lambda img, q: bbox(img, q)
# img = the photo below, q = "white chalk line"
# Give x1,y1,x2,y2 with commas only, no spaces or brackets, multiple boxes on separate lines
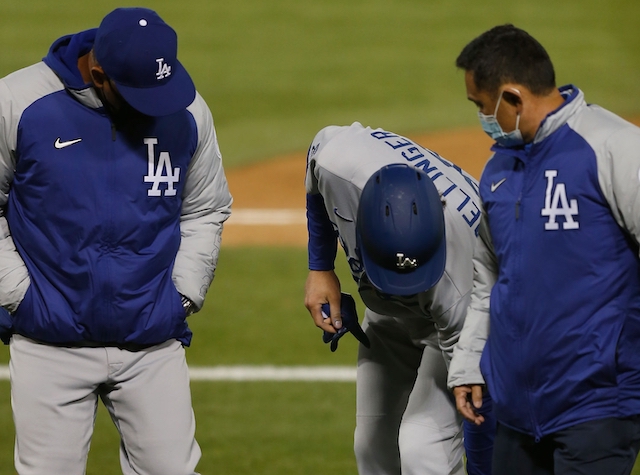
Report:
0,365,356,382
228,209,306,225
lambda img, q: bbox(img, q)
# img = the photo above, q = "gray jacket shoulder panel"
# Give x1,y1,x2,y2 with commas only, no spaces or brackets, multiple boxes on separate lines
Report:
570,105,640,251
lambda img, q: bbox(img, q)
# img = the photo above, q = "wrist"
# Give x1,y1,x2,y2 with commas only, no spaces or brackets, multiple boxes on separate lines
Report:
180,294,196,316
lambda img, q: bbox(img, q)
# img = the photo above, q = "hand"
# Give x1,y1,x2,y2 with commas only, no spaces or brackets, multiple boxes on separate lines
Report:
321,293,370,352
454,385,486,425
304,270,343,333
0,307,13,345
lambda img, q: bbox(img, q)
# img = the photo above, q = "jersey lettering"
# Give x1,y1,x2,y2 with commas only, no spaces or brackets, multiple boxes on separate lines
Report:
456,187,481,229
401,147,425,161
369,130,481,235
435,155,480,196
370,130,399,140
541,170,579,230
384,137,413,150
143,138,180,197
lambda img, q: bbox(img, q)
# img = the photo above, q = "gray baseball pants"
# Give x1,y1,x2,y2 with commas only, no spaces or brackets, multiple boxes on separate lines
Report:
10,334,201,475
354,310,464,475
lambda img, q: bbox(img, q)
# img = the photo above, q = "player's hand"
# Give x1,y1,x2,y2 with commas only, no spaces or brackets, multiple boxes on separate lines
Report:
0,306,13,345
321,293,370,352
304,270,342,333
454,385,486,425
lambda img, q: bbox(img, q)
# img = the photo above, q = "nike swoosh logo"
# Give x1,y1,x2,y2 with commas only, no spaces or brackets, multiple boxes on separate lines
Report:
490,178,507,192
333,208,353,222
54,137,82,149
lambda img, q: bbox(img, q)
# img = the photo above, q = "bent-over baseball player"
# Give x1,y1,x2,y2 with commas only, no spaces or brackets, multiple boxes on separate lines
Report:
304,122,495,475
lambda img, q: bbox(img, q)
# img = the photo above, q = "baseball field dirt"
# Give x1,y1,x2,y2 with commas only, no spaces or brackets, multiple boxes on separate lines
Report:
223,119,640,247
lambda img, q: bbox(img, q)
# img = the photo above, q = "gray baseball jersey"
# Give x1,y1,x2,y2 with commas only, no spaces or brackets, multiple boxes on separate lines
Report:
306,122,483,362
305,122,487,474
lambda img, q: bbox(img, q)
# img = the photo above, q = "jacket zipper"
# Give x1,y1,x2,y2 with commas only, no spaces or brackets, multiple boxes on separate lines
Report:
103,119,116,340
515,160,543,440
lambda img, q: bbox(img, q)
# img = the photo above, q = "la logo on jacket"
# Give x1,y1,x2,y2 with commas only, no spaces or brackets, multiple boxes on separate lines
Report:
143,137,180,197
541,170,579,230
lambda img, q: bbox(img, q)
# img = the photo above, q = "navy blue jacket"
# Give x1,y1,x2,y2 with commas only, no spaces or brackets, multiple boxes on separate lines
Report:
0,30,232,346
448,87,640,437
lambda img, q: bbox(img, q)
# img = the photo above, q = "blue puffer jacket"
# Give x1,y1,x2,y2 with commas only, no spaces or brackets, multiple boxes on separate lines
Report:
0,29,232,346
448,86,640,438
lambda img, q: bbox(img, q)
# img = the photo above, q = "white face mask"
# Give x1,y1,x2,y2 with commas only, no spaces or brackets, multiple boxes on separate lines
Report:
477,90,524,147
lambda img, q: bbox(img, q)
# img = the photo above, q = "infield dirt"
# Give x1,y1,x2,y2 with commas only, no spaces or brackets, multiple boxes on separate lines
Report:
223,119,639,247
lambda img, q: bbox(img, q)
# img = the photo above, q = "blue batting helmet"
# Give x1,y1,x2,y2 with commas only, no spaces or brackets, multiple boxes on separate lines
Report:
356,164,446,295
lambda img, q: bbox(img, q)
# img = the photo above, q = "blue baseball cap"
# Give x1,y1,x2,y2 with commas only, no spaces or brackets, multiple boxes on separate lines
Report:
94,7,196,117
356,164,446,295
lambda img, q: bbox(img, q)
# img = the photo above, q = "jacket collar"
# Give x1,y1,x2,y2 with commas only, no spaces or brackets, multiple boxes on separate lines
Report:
490,85,585,159
42,29,103,110
533,85,584,144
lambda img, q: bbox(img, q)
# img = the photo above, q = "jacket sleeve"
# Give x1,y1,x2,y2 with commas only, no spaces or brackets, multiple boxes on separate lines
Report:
595,120,640,250
306,193,338,271
304,127,344,271
447,211,496,389
432,286,470,368
0,78,31,313
172,92,232,310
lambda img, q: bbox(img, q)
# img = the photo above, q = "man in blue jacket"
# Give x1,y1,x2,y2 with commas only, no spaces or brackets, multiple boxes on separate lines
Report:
447,24,640,474
0,7,232,474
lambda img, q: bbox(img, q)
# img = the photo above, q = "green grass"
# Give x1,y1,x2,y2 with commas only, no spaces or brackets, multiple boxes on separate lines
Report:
0,1,639,472
0,248,363,474
0,0,639,166
0,247,639,473
0,247,362,474
0,247,361,367
186,247,362,366
0,380,359,475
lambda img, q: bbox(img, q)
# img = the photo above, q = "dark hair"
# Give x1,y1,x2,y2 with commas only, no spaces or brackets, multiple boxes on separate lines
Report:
456,24,556,96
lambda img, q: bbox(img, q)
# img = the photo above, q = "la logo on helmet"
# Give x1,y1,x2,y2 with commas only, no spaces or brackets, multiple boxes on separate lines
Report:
396,253,418,269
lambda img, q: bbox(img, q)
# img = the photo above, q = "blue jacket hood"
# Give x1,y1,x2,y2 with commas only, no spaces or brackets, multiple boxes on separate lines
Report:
43,29,96,90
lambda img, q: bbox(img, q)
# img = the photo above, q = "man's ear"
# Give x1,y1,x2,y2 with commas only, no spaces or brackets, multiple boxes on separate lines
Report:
502,88,522,107
87,51,108,89
90,66,108,89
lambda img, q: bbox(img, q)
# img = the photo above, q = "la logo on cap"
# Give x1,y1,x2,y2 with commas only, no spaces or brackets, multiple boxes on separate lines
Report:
156,58,172,80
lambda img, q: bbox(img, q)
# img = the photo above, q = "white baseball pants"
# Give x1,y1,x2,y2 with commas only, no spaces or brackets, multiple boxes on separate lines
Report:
10,335,201,475
354,310,464,475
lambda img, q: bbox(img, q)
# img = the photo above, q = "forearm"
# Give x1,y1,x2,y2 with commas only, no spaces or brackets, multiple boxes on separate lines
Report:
306,193,338,270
